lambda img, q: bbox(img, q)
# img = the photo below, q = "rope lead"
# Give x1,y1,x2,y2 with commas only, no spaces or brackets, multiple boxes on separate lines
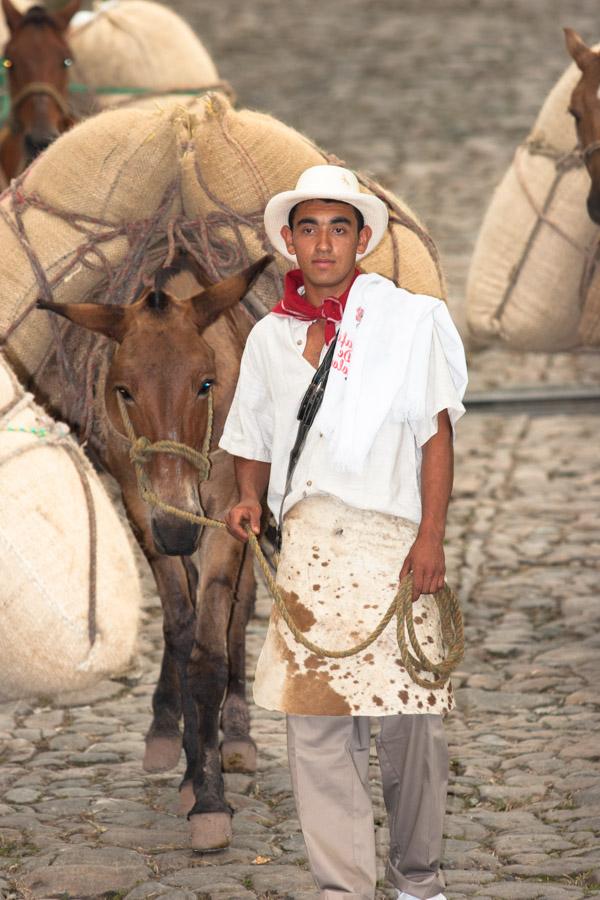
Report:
115,388,464,690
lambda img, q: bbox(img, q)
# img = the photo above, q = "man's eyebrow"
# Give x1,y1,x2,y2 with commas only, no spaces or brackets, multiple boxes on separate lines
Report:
296,216,353,225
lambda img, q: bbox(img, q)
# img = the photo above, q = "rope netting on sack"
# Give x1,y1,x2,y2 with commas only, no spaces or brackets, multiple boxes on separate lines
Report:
466,55,600,350
0,356,141,699
0,396,99,647
0,95,445,445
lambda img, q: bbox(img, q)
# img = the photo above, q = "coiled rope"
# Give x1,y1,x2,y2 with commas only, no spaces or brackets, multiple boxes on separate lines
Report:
116,390,464,690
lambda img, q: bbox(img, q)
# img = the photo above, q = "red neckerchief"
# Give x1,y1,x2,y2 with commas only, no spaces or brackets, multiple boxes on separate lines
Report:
271,268,360,346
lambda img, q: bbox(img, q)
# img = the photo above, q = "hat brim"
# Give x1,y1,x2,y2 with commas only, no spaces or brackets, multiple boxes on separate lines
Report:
264,189,389,263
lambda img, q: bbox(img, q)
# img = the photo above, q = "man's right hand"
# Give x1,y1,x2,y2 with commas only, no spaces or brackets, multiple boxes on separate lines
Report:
225,500,262,542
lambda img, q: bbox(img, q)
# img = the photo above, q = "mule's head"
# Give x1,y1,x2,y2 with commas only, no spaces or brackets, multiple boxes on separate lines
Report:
38,254,272,556
1,0,79,166
565,28,600,224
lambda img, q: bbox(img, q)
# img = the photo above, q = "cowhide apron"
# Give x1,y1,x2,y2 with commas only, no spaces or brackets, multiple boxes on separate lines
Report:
253,494,454,716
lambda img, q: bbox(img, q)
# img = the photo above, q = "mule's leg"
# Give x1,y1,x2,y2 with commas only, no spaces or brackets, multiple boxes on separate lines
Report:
143,555,196,774
186,527,244,850
220,544,258,774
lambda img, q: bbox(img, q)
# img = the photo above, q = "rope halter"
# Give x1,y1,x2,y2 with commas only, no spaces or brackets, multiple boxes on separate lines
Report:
9,81,72,132
115,388,214,508
582,139,600,163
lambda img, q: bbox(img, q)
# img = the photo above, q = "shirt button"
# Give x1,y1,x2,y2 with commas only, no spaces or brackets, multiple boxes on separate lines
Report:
307,480,312,486
297,339,302,345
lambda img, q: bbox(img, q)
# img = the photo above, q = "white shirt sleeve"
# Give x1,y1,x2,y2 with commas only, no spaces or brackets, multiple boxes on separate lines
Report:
408,327,466,448
219,328,273,462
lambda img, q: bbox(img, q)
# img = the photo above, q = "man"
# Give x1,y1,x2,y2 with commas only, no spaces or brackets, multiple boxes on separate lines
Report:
220,164,467,900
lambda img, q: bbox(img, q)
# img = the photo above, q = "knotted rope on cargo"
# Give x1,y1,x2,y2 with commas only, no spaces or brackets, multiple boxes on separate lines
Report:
115,386,464,690
492,139,600,327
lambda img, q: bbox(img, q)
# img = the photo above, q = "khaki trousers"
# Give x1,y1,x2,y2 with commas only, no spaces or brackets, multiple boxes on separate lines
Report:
286,714,448,900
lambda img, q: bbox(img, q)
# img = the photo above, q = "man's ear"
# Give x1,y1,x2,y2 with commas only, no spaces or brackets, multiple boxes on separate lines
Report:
280,225,296,256
190,255,273,329
564,28,597,70
357,224,373,256
37,299,128,343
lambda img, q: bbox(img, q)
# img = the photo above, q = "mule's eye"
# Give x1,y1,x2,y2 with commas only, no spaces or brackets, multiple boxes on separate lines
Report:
116,386,134,403
63,57,73,67
197,379,214,397
2,58,13,69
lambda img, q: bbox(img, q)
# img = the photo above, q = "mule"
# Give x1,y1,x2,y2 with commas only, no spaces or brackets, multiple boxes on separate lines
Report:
38,253,272,850
0,0,79,179
565,28,600,224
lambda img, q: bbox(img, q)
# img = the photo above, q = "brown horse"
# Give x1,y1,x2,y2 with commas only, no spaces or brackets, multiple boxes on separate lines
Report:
0,0,79,179
565,28,600,224
38,253,272,850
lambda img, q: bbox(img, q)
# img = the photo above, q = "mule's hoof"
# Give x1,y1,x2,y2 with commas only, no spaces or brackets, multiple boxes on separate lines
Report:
143,735,182,773
178,780,195,816
190,812,232,851
221,738,257,773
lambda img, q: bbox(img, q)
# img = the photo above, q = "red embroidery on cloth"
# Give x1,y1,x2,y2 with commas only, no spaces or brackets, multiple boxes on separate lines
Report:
332,331,353,376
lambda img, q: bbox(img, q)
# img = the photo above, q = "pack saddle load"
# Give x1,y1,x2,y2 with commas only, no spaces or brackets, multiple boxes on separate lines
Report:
66,0,233,113
466,51,600,350
0,92,446,384
0,355,141,700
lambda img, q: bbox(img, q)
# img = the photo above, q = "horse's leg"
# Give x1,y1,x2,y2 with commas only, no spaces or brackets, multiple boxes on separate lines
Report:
220,544,257,773
185,526,244,850
143,554,197,774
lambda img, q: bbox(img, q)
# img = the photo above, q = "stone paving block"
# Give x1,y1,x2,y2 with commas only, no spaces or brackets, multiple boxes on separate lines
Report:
17,861,152,898
474,885,586,899
125,886,197,900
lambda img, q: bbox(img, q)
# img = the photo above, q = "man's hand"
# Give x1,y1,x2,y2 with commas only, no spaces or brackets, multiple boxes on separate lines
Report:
225,499,262,542
399,530,446,602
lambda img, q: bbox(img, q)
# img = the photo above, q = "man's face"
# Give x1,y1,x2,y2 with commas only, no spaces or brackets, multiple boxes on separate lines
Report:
280,199,372,290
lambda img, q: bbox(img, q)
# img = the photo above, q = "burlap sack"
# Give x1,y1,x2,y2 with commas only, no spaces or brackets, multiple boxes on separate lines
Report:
0,356,141,700
68,0,223,110
466,56,600,350
0,103,185,379
179,94,445,307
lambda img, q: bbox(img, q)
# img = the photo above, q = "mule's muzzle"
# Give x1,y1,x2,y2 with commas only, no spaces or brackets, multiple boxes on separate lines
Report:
151,512,202,557
24,130,58,161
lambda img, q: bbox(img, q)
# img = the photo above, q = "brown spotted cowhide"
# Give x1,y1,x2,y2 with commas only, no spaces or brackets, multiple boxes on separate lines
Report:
253,494,454,716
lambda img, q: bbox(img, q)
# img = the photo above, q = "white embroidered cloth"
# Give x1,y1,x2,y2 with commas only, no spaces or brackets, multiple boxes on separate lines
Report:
219,295,467,525
319,273,468,473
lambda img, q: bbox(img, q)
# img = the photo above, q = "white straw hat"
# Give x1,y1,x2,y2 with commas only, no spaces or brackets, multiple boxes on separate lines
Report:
264,164,389,262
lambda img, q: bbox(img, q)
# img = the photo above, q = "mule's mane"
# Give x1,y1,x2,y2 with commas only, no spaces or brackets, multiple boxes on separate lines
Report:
20,5,61,30
145,290,170,313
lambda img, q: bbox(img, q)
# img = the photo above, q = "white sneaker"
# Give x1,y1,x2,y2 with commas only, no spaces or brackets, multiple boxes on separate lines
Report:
396,892,447,900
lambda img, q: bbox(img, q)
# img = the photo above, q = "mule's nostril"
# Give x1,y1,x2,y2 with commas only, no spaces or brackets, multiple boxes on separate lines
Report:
24,133,56,159
151,516,201,557
586,193,600,226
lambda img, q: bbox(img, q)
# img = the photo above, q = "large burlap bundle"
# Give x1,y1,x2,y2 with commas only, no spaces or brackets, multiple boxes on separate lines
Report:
180,94,445,308
0,103,184,379
0,355,141,700
68,0,225,110
467,55,600,350
0,95,444,384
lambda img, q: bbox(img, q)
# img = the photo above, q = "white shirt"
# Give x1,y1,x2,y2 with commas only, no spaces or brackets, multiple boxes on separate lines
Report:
219,310,466,526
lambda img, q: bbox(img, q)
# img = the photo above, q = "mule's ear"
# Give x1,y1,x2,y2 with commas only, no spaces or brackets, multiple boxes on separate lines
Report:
190,254,273,329
2,0,23,33
37,299,128,343
564,28,596,70
53,0,81,31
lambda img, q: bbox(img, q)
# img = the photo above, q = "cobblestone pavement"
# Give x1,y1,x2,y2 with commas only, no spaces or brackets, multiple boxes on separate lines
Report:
2,1,600,898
